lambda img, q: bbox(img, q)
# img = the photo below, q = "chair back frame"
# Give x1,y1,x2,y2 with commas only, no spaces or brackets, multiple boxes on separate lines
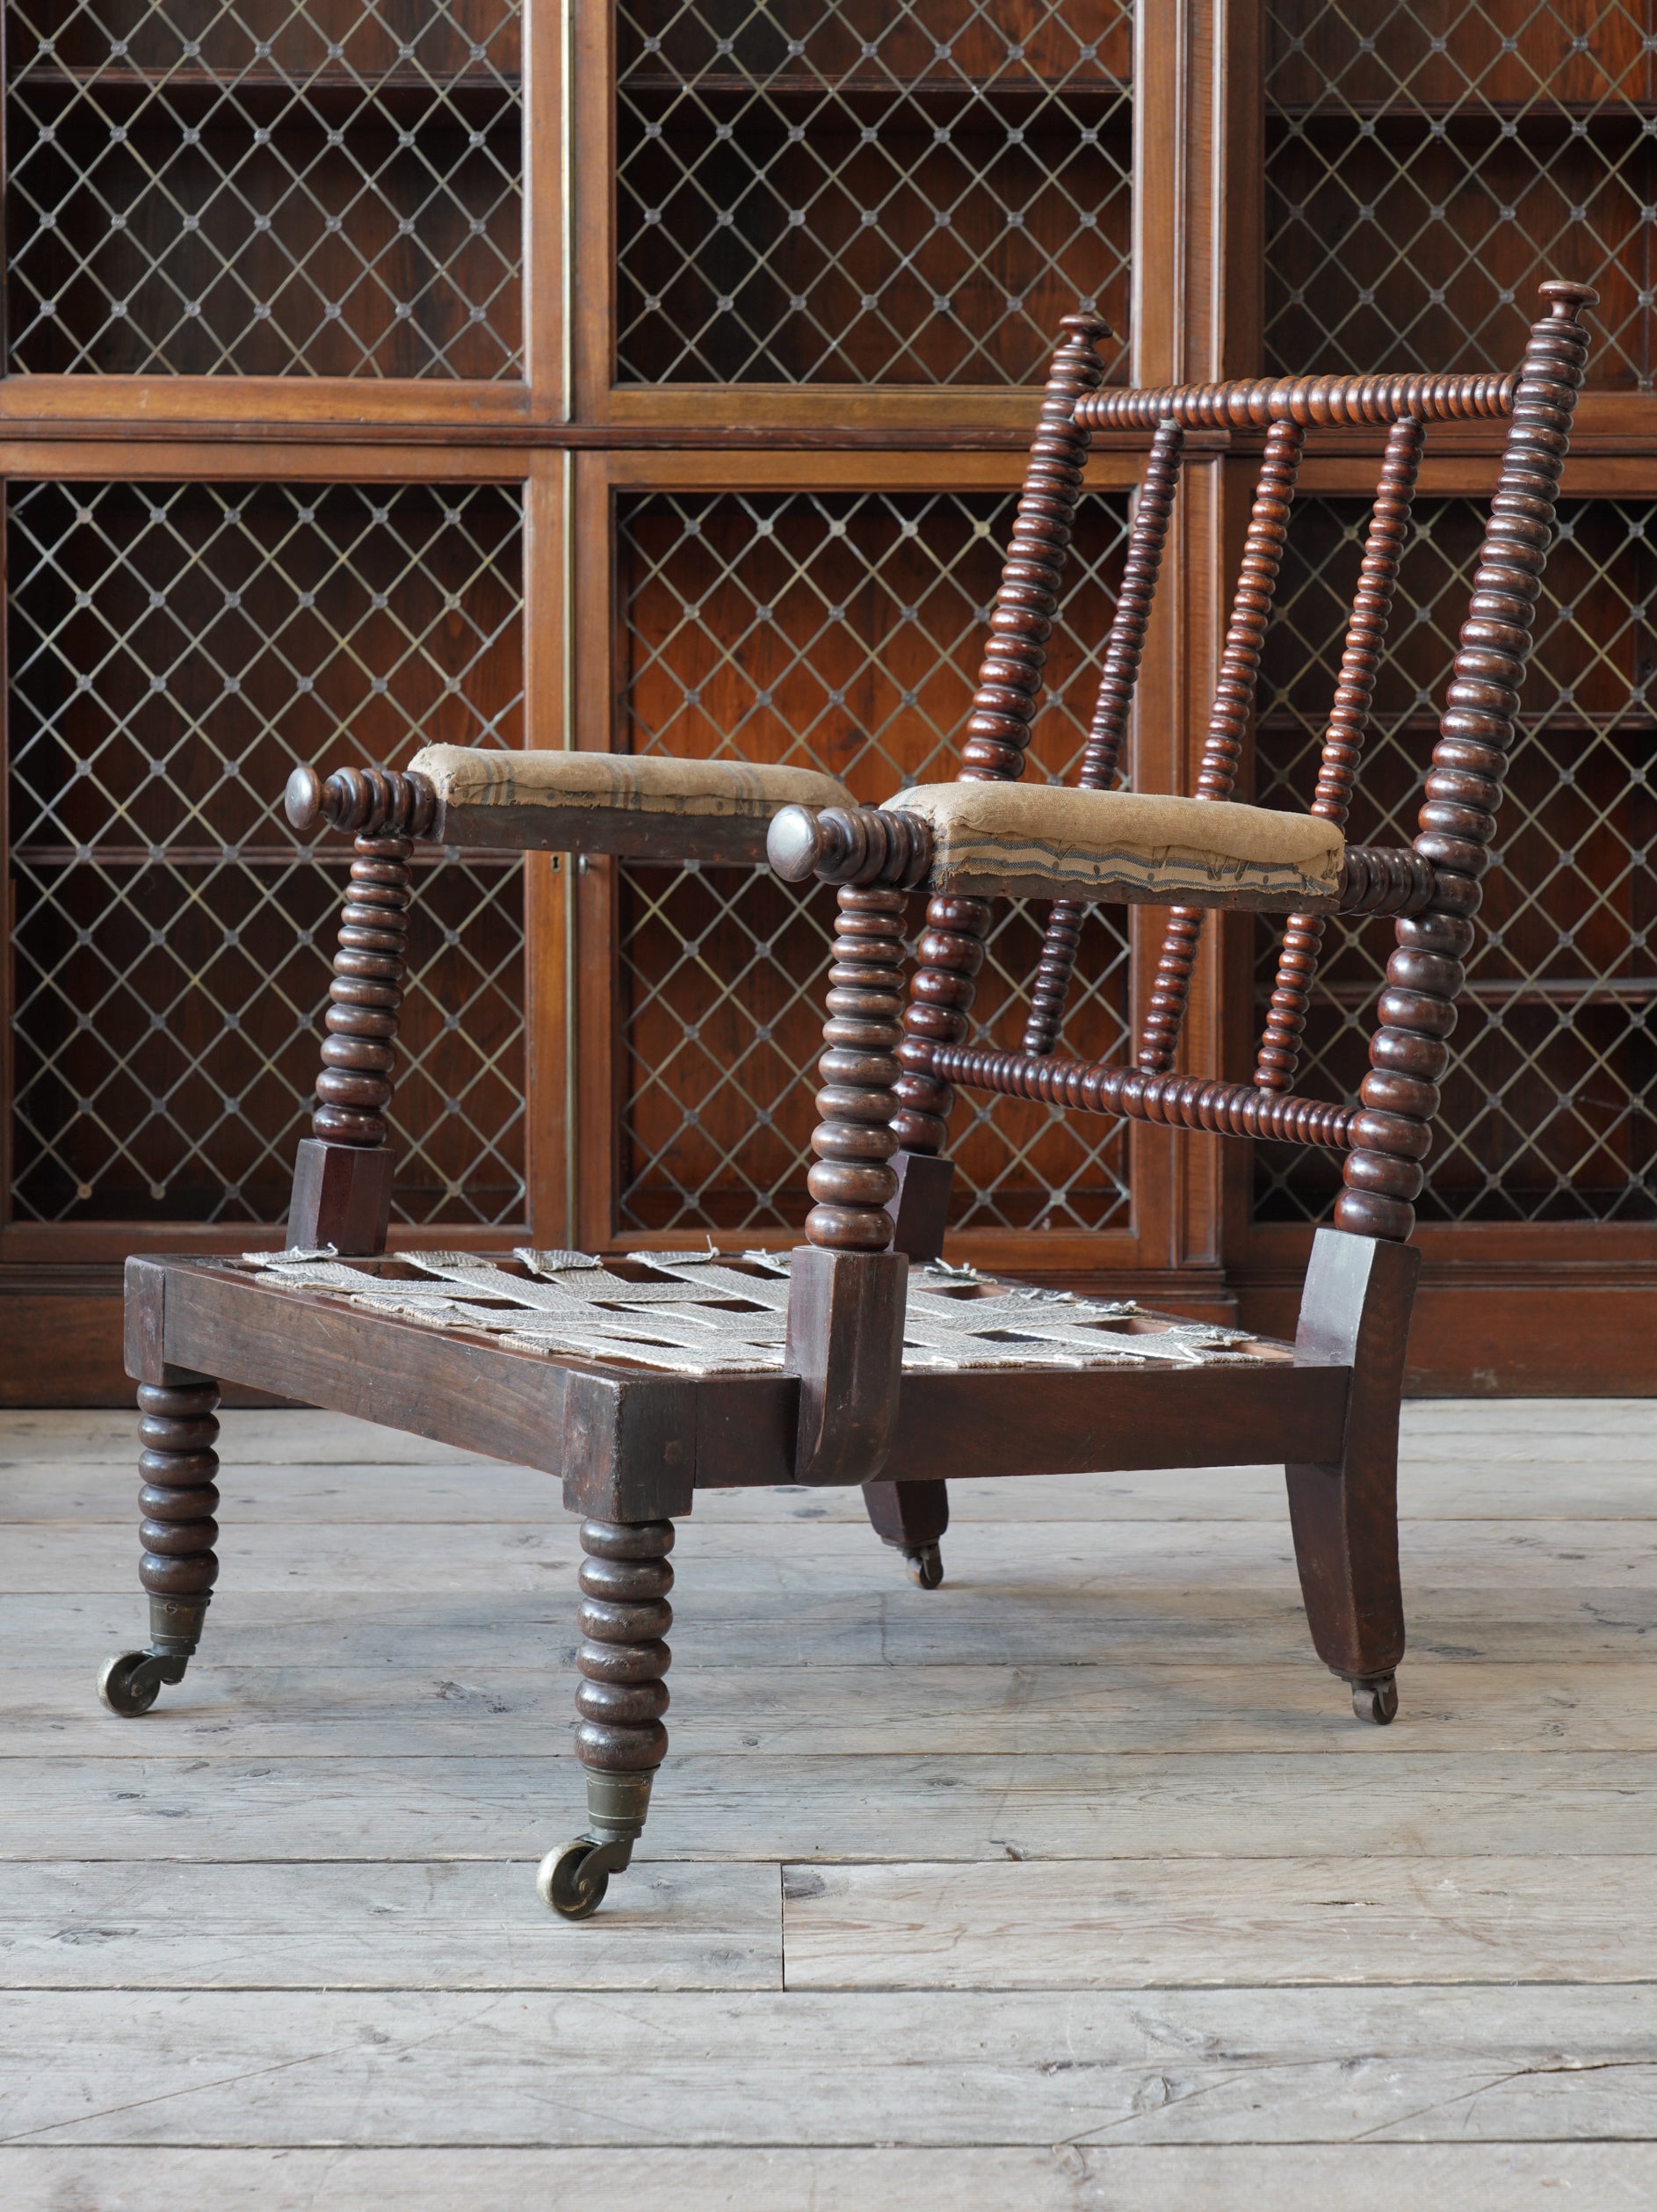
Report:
860,283,1595,1252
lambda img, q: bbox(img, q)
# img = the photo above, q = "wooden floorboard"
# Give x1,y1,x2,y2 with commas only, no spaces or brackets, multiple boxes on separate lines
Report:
5,2145,1657,2212
13,1656,1657,1754
0,1401,1653,2207
3,1986,1655,2144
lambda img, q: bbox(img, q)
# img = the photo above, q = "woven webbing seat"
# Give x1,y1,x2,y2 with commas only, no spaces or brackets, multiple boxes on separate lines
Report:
108,282,1595,1925
235,1246,1296,1377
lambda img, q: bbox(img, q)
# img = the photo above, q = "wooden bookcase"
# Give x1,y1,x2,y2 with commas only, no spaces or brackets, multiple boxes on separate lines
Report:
0,0,1648,1401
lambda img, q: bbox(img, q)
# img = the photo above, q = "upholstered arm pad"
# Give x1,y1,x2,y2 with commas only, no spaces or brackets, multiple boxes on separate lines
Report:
883,782,1345,909
410,744,856,864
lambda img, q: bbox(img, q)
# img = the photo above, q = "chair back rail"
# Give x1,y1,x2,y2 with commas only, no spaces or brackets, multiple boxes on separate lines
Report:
1335,283,1593,1239
890,313,1111,1160
1137,414,1307,1075
1023,416,1186,1056
1080,372,1516,431
1255,414,1425,1091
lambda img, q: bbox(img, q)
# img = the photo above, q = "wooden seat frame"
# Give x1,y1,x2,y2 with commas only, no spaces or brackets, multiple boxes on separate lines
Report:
105,282,1595,1920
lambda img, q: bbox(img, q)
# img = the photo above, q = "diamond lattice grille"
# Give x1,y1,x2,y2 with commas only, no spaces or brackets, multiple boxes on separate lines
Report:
7,480,525,1226
616,489,1132,1234
1255,496,1655,1224
5,0,522,375
1265,2,1650,385
617,0,1132,383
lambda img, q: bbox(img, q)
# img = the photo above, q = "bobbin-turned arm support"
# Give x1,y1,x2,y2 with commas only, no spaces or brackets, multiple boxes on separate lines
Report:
279,752,857,1256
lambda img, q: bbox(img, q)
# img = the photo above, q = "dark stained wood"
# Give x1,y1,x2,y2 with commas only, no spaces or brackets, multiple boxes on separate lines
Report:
434,800,800,866
95,1367,222,1716
884,1357,1349,1486
571,1515,674,1783
1082,373,1516,431
802,885,908,1253
561,1370,697,1521
144,1258,574,1475
130,1248,1354,1490
1235,1250,1657,1398
1284,1226,1421,1697
935,1047,1355,1149
865,1145,957,1576
308,833,416,1153
1254,415,1424,1092
1024,414,1185,1055
783,1245,908,1486
1337,287,1595,1244
286,1140,395,1258
1139,414,1307,1076
123,1255,171,1390
883,1150,954,1266
131,1378,221,1604
521,461,574,1248
785,874,911,1483
861,1474,949,1581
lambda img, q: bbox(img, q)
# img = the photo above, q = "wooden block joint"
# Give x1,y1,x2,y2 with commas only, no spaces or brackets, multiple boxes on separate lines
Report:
885,1150,955,1265
785,1244,908,1486
286,1138,394,1257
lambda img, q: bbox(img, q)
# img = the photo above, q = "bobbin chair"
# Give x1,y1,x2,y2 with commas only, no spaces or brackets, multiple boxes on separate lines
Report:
103,281,1595,1921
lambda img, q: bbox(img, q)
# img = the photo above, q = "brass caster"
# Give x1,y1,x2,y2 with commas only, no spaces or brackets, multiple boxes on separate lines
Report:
1349,1672,1399,1726
98,1597,207,1717
98,1650,166,1717
538,1836,633,1920
904,1542,944,1590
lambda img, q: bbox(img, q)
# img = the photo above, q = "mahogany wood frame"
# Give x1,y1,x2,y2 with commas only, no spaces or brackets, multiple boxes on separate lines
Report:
2,0,1653,1400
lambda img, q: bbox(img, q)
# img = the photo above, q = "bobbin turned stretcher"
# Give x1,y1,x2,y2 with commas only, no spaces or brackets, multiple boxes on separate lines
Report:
105,283,1594,1919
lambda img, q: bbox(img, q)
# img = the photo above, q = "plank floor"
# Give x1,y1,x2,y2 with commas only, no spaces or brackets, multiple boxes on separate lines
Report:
2,1402,1654,2210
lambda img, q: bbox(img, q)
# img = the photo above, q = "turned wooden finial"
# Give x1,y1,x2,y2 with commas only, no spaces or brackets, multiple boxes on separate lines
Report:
767,804,931,889
282,762,438,841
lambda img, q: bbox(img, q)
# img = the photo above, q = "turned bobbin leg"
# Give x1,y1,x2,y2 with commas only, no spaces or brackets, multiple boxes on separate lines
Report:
98,1376,221,1717
539,1516,674,1920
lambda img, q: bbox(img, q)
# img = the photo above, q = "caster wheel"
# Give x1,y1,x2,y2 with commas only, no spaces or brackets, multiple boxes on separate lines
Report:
539,1838,610,1920
905,1543,944,1590
98,1651,161,1718
1351,1672,1399,1727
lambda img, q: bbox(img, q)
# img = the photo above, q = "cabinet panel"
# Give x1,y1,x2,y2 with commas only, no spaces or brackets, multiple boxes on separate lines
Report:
1253,495,1654,1226
6,0,523,376
615,0,1130,385
5,480,526,1227
1264,0,1653,388
611,485,1132,1236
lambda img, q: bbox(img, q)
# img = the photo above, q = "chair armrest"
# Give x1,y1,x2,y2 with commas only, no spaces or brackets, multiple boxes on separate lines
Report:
285,751,856,865
884,782,1344,910
410,745,854,864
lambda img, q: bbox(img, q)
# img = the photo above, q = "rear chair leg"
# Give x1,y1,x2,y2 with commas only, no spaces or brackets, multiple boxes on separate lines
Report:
98,1377,221,1716
862,1149,957,1588
1285,1228,1420,1725
540,1517,674,1919
862,1478,949,1588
